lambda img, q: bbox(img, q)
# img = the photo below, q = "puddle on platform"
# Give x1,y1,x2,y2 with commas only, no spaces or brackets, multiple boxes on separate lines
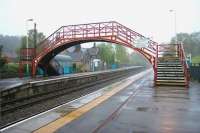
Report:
104,83,120,91
104,86,114,91
136,94,152,98
136,106,159,112
55,105,76,116
177,108,188,112
189,107,200,112
127,92,134,95
54,89,108,116
68,101,83,108
79,92,102,103
136,107,149,112
118,95,129,102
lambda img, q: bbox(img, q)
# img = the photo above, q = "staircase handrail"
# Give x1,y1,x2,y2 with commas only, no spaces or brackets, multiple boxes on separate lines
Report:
178,43,189,87
154,44,158,85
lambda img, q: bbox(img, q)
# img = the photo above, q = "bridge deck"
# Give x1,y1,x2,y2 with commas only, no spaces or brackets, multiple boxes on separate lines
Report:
1,70,200,133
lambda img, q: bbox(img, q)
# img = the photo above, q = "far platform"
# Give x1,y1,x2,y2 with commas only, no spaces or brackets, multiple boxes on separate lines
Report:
0,66,140,91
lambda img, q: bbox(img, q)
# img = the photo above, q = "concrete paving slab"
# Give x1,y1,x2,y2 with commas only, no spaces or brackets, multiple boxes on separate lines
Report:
55,73,200,133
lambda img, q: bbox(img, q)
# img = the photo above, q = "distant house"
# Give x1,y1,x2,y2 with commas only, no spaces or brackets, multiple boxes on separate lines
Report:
50,54,72,75
63,44,100,72
67,45,84,64
2,51,17,63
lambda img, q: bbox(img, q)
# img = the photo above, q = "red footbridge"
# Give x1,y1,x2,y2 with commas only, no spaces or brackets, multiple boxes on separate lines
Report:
19,21,189,86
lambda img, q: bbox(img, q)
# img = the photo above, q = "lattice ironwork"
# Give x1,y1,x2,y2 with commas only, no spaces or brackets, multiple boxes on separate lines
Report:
30,21,158,76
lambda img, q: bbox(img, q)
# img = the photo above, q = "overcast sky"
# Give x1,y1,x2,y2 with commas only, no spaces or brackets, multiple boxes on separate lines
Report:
0,0,200,43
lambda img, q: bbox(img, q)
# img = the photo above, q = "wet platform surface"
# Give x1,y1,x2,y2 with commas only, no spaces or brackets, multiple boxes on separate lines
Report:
1,70,200,133
54,73,200,133
0,69,150,133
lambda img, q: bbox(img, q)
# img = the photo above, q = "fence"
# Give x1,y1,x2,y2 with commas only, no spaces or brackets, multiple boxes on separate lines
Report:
189,63,200,81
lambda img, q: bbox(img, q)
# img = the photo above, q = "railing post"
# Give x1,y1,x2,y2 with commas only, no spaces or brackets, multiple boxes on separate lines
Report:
177,44,179,57
154,44,158,86
86,24,88,38
63,27,64,40
98,23,100,37
111,22,114,40
93,24,95,37
179,43,190,87
31,60,35,78
111,22,113,36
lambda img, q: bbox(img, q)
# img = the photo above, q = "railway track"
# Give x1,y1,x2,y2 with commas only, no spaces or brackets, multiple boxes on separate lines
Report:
0,66,144,129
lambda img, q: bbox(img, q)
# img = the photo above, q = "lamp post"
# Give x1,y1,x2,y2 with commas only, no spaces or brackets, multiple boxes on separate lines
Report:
169,9,177,44
26,18,33,76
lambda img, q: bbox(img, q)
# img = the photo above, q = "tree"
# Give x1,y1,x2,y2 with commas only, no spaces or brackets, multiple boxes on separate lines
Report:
20,29,46,49
0,35,21,61
0,45,3,57
115,45,129,64
0,45,7,68
171,32,200,57
16,30,46,57
129,52,148,66
98,43,115,65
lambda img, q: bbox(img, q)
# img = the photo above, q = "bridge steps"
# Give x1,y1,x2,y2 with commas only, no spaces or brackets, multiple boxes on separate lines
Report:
156,61,186,86
155,44,188,86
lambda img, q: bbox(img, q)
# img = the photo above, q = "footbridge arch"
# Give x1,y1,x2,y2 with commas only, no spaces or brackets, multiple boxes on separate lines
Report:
31,21,158,76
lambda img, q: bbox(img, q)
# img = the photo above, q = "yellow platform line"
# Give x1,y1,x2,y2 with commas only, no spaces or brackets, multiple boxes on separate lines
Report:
33,75,142,133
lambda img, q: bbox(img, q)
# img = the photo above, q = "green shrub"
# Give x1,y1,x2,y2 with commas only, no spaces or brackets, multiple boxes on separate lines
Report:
192,56,200,64
0,63,19,78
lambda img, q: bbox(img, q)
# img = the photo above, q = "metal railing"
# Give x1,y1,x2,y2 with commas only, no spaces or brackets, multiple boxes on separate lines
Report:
36,21,157,56
178,43,190,87
31,21,158,76
189,63,200,81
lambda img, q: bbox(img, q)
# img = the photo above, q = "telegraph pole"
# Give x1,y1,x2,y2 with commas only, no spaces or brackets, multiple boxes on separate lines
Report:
33,23,37,57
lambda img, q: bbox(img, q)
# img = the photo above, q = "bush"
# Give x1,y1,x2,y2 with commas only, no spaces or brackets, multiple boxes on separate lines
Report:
0,63,19,79
192,56,200,64
0,57,6,68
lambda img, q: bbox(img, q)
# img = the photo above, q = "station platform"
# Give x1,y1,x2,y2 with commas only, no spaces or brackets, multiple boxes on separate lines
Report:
1,69,200,133
0,66,140,91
